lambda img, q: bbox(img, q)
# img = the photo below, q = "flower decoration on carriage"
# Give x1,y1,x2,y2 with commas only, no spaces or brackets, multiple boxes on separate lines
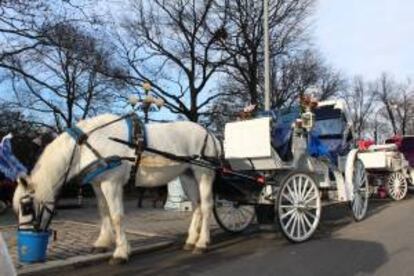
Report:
237,103,257,120
299,94,318,112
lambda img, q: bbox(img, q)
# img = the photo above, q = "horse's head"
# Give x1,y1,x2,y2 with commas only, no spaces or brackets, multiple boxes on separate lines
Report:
13,175,33,214
13,175,55,231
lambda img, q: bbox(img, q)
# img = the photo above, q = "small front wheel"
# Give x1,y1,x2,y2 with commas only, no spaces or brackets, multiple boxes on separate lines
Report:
213,194,255,233
276,172,321,243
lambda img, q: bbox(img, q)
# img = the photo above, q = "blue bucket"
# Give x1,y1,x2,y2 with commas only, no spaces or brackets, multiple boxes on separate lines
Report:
17,230,51,263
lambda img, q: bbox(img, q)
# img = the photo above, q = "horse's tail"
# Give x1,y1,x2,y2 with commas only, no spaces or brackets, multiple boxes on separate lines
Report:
200,129,223,163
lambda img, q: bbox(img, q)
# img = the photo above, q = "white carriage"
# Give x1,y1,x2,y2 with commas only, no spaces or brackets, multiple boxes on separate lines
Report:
358,136,414,201
213,99,369,242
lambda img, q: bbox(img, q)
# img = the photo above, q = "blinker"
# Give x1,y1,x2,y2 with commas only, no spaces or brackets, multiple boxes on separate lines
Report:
20,196,35,217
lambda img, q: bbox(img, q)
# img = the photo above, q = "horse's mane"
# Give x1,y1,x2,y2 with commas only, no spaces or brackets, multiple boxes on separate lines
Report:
32,114,119,201
31,131,76,201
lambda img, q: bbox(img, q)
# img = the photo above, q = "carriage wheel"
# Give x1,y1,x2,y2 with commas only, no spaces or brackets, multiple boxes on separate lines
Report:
351,160,369,221
387,172,408,201
276,173,321,243
213,194,255,233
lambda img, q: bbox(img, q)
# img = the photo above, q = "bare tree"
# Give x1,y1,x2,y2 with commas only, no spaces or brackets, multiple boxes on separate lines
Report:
116,0,230,122
271,49,344,108
4,22,124,131
374,73,401,135
216,0,315,106
343,76,377,140
388,81,414,135
0,0,90,65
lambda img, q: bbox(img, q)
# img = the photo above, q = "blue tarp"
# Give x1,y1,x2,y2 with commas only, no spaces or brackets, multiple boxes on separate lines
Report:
0,134,27,181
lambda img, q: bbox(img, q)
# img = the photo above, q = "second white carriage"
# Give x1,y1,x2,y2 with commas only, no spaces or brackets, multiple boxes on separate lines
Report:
358,136,414,201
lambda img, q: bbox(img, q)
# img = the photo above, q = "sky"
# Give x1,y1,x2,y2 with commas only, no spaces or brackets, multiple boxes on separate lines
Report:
315,0,414,81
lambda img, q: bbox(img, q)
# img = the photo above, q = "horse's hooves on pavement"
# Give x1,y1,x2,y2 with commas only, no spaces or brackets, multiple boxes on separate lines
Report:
183,243,195,251
91,247,109,254
192,247,208,254
109,257,128,265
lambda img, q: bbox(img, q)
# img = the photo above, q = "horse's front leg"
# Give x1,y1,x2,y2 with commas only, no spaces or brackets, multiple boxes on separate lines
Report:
193,170,214,253
101,181,130,264
91,184,114,253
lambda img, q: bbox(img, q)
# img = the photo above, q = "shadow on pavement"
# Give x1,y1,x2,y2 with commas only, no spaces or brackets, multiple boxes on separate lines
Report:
71,236,387,276
245,238,389,276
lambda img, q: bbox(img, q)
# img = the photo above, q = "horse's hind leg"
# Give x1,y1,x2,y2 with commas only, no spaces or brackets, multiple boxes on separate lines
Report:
91,183,114,253
183,205,202,251
101,181,130,264
193,169,214,253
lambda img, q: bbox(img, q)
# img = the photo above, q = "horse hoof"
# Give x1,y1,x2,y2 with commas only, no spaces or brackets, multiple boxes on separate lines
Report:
91,247,108,254
109,257,128,265
183,243,195,251
192,247,208,254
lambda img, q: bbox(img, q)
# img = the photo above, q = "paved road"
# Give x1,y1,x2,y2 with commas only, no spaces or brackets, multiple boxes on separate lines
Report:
54,194,414,276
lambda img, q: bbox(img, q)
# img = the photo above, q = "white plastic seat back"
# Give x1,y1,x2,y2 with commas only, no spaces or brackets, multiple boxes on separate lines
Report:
224,117,283,170
224,117,272,159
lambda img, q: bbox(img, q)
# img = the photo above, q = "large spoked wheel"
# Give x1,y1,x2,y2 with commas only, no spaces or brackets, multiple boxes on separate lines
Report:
276,173,321,243
213,194,256,234
351,160,369,221
387,172,408,201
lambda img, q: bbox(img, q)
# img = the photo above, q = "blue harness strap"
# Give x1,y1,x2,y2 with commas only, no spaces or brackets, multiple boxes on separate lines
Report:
81,156,123,185
65,114,147,185
66,126,87,144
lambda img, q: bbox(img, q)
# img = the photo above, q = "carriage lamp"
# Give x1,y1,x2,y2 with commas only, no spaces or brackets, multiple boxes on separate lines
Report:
299,94,318,131
301,108,315,131
295,119,303,128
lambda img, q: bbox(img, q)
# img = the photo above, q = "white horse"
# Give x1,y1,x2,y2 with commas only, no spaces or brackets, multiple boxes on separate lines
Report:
13,114,220,264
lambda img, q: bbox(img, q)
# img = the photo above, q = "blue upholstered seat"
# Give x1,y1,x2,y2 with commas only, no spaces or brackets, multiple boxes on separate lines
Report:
266,104,349,164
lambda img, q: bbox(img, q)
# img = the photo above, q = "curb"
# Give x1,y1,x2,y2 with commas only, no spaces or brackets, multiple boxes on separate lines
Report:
18,239,174,276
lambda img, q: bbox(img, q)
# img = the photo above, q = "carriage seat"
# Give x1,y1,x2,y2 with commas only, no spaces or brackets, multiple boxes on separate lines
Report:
308,132,351,164
271,126,293,161
367,144,398,152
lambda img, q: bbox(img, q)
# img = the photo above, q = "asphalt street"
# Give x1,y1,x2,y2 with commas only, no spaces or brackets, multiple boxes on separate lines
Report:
56,195,414,276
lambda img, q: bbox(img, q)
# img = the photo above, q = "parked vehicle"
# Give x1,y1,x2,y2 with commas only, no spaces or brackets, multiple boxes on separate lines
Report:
359,136,414,201
213,99,369,242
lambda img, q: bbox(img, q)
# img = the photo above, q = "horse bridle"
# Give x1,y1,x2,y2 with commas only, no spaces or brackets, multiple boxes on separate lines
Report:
18,193,56,231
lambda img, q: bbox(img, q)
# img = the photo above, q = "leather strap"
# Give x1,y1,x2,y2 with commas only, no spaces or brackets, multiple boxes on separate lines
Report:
128,113,146,185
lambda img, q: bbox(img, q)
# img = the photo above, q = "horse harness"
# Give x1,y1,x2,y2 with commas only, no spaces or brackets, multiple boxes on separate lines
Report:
65,112,147,187
18,113,219,231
